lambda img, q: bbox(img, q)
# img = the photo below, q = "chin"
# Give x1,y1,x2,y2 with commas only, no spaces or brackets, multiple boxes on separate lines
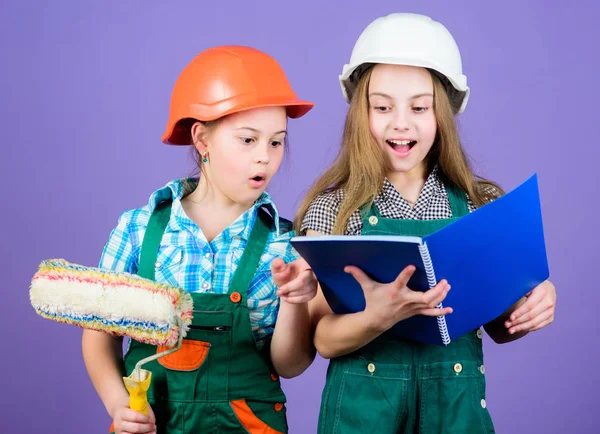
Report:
388,160,418,175
239,191,265,205
386,154,427,176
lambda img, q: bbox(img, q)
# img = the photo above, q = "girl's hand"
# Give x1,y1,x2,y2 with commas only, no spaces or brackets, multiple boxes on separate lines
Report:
271,257,318,304
112,404,156,434
505,280,556,334
345,264,452,333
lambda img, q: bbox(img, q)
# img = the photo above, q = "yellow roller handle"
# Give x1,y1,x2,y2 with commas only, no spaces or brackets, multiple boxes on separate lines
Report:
123,369,152,415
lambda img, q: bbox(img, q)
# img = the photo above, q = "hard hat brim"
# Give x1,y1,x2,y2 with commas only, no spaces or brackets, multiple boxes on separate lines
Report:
162,97,314,146
340,57,469,114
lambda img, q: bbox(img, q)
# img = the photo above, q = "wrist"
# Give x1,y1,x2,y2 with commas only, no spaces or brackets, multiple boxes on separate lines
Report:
279,298,309,310
107,392,130,419
278,299,309,320
359,309,389,335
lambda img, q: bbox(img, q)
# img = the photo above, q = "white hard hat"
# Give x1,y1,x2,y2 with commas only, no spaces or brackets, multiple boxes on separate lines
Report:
340,13,470,114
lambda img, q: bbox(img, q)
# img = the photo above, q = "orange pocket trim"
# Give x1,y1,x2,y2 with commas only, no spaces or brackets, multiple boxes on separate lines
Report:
157,339,210,371
230,399,284,434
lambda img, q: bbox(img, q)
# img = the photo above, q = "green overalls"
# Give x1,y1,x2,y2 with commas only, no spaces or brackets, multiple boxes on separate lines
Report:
110,201,288,433
318,185,496,434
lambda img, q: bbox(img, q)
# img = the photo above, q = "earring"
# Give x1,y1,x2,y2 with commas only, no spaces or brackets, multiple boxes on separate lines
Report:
202,151,209,163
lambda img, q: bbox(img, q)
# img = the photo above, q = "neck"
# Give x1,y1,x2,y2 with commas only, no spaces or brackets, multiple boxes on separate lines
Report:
190,176,254,211
386,163,428,205
182,174,256,242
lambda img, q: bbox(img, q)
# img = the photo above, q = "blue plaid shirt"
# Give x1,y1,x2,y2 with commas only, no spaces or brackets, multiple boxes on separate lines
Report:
99,178,299,346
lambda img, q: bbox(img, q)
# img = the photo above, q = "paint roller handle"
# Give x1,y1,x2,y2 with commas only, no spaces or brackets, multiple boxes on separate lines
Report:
123,370,152,416
120,319,185,416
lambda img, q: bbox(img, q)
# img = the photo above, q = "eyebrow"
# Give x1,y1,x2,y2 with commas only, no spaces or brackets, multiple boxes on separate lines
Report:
235,127,287,135
369,92,433,100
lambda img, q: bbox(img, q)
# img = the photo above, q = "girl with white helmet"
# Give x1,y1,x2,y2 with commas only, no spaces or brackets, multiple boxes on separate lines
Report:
292,13,557,433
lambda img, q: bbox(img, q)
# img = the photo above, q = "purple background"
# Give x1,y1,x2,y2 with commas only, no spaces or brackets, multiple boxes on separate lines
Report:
2,1,598,432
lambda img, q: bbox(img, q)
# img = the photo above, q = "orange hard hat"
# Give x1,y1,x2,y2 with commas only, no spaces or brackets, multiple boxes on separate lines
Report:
162,45,314,145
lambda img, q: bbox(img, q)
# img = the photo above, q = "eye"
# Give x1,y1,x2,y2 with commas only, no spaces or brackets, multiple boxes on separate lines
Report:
413,106,430,113
240,137,255,144
270,140,283,147
372,105,391,113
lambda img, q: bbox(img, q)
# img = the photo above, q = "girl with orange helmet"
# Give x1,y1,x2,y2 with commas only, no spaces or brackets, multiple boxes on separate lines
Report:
82,45,316,434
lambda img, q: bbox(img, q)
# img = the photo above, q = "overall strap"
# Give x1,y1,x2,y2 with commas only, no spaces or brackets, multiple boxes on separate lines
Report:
137,201,172,281
227,208,272,298
446,184,469,218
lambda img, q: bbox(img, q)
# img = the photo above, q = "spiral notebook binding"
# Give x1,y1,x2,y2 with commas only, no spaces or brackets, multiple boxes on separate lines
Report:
418,242,451,346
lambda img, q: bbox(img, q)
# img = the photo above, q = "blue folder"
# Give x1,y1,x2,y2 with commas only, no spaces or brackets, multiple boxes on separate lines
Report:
291,174,550,346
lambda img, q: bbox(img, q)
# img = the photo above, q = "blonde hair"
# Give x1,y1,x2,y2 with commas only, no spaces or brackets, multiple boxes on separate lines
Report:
294,67,503,235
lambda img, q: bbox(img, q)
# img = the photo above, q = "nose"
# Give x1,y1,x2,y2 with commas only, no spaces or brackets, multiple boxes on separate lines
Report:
393,108,411,132
253,143,271,164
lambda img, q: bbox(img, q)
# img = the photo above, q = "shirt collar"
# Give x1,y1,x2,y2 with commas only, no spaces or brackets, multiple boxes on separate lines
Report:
147,178,282,237
379,165,442,204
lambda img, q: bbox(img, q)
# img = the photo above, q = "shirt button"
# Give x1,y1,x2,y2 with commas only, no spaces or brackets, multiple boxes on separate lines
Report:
368,216,378,226
481,399,487,409
476,329,483,339
454,363,463,374
202,282,211,290
367,363,376,373
204,252,211,259
479,365,485,374
155,261,162,267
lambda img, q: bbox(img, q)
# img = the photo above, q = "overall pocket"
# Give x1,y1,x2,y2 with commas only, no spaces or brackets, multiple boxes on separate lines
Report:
161,311,233,402
322,358,411,434
419,360,494,433
157,339,210,371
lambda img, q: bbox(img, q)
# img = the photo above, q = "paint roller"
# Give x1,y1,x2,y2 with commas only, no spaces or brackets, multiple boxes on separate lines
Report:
29,258,193,415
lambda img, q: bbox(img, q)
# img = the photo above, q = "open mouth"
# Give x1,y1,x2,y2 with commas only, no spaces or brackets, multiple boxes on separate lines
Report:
249,174,267,187
386,139,417,151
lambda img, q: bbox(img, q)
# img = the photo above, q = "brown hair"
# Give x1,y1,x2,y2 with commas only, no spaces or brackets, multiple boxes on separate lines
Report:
294,67,503,235
173,118,221,176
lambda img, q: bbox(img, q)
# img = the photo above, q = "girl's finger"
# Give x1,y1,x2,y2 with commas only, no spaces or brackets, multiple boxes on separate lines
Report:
118,421,156,434
415,306,453,317
530,316,554,332
420,280,450,306
509,287,545,322
393,265,417,288
277,275,311,296
508,308,553,334
507,296,552,328
271,259,292,285
281,294,314,304
345,266,375,290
